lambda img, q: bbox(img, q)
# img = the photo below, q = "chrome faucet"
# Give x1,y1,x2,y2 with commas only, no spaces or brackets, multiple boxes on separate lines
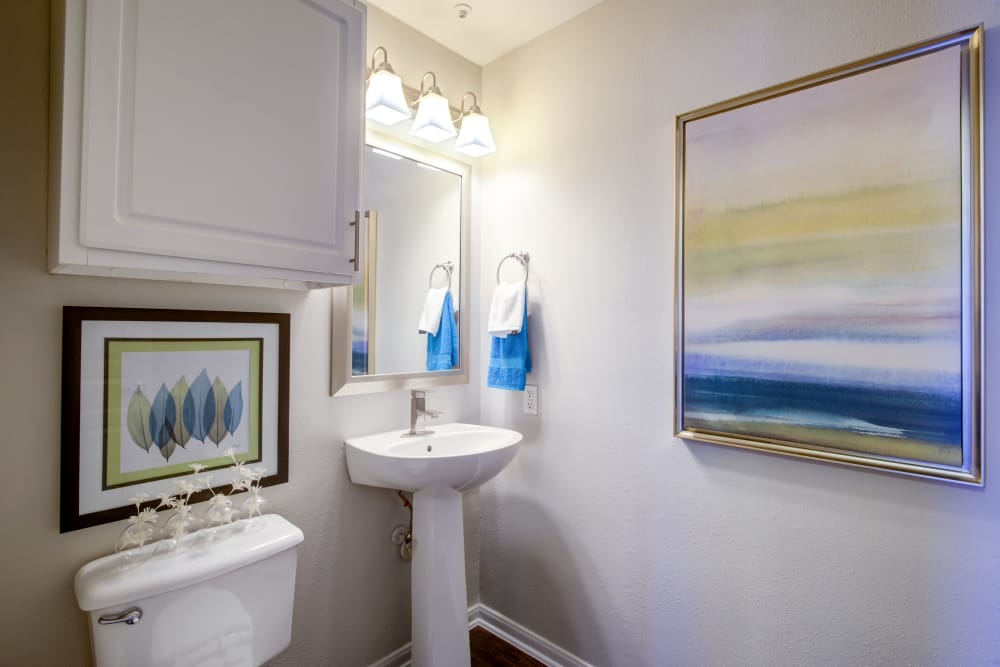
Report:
404,390,442,437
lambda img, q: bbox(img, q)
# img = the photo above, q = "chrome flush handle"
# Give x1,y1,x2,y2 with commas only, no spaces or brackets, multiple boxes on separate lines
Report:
98,607,142,626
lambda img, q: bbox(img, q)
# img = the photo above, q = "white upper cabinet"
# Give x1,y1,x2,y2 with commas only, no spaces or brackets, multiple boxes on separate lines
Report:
49,0,366,288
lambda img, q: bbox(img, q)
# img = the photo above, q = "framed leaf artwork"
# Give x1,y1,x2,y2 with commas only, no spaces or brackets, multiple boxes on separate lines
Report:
61,307,289,531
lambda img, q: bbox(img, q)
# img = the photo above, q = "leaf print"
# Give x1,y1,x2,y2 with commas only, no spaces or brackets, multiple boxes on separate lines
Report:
202,388,216,439
126,386,153,452
183,370,215,442
149,383,178,452
159,440,176,461
182,390,197,441
208,377,229,445
224,381,243,435
170,376,191,447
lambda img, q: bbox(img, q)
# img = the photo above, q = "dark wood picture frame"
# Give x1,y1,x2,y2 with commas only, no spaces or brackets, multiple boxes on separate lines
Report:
61,307,290,532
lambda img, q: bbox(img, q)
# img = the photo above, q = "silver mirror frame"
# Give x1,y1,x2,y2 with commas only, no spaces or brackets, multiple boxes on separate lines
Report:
331,132,472,396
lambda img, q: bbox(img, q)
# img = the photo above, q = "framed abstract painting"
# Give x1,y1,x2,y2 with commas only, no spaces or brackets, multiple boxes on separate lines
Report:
61,307,289,531
674,27,983,484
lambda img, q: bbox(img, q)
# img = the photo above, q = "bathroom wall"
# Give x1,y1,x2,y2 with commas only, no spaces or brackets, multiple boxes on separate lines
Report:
479,0,1000,664
0,2,481,665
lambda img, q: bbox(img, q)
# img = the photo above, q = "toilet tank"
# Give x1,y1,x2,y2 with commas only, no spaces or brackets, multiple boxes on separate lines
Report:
75,514,304,667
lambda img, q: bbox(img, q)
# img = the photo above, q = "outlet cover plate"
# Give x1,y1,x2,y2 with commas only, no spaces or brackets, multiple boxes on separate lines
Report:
524,384,538,415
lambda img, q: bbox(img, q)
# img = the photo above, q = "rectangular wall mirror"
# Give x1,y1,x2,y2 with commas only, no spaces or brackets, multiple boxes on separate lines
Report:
331,134,471,395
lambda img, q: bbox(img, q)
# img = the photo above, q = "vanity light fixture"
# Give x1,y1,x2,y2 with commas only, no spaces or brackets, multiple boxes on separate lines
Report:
365,47,497,155
410,72,458,143
453,92,496,157
365,47,411,126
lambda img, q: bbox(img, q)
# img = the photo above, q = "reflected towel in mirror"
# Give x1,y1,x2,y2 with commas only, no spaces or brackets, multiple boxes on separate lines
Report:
418,287,449,335
427,291,459,371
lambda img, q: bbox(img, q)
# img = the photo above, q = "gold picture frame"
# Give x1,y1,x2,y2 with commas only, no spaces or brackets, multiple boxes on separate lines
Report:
674,27,983,484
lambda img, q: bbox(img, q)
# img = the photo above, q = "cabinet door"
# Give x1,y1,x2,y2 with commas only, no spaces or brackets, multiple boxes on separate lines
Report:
78,0,364,279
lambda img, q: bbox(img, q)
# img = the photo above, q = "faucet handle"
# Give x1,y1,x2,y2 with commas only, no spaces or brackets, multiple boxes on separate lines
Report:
424,409,443,419
411,389,426,399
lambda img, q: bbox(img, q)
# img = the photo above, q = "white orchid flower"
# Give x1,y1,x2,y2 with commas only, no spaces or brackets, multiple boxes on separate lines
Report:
172,479,196,497
136,507,157,524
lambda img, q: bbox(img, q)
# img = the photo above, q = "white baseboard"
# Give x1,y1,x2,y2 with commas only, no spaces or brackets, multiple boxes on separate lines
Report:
469,603,593,667
368,641,411,667
369,603,592,667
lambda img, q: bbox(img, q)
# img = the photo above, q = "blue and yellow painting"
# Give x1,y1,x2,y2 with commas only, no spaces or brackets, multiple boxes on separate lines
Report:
681,46,965,466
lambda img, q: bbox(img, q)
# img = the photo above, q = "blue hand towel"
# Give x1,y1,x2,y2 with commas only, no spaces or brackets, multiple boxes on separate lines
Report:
487,293,531,391
426,291,458,371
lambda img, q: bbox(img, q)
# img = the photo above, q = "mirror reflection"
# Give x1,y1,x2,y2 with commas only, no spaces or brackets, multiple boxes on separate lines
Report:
352,143,463,376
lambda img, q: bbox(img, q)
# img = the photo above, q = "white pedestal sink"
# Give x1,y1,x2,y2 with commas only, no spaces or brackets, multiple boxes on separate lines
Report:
345,423,522,667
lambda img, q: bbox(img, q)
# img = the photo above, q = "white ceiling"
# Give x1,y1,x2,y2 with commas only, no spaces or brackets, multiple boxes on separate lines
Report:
367,0,605,66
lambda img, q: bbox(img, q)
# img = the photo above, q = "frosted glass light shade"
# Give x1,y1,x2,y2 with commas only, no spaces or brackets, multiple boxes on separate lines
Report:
410,93,457,143
366,69,410,126
455,112,496,156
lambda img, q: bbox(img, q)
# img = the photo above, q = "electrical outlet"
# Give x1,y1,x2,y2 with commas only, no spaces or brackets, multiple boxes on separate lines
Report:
524,384,538,415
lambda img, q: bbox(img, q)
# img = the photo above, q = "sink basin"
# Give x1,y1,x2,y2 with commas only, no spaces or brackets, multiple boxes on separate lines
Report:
345,422,522,493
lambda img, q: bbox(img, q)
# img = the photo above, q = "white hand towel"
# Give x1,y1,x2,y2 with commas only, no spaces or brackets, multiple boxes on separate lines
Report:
418,288,448,335
488,282,525,338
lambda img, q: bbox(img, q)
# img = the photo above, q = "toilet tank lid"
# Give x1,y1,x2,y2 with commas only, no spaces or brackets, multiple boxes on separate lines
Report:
74,514,304,612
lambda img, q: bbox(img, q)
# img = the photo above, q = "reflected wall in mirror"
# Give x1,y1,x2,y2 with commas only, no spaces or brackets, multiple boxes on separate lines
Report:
355,145,462,375
331,134,471,395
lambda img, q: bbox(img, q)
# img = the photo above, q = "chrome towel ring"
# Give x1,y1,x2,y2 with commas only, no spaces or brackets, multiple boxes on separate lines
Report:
496,251,530,285
429,261,454,290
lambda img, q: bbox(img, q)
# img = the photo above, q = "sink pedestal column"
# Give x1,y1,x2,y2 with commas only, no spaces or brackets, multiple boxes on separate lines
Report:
411,485,470,667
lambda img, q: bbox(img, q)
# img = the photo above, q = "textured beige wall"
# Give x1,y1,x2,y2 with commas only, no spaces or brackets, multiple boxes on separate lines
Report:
479,0,1000,664
0,2,481,664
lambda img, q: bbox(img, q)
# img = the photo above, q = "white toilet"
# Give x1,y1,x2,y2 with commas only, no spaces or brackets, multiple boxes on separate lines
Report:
74,514,304,667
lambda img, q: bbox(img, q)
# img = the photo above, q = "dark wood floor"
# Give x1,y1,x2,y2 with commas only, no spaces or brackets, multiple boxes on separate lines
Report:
470,627,547,666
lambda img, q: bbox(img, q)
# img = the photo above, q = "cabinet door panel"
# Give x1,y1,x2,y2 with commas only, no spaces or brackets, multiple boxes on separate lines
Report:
80,0,363,276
